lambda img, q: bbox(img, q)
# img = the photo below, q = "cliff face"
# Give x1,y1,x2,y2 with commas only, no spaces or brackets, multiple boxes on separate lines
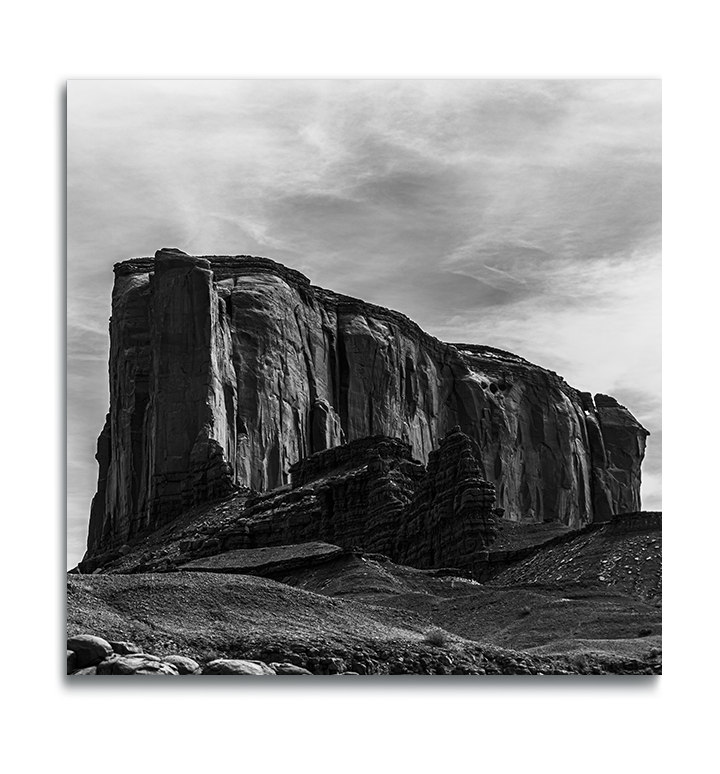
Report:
80,431,498,575
85,248,648,557
395,428,497,569
203,431,498,572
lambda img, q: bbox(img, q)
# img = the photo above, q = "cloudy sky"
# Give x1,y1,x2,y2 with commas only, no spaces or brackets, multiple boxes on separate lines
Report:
67,79,661,568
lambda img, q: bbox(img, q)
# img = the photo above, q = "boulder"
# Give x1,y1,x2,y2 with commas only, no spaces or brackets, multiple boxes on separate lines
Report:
67,634,113,668
109,640,143,656
163,655,202,675
67,650,77,675
97,654,179,675
202,659,276,675
71,666,97,675
95,655,121,674
131,662,179,675
269,662,313,675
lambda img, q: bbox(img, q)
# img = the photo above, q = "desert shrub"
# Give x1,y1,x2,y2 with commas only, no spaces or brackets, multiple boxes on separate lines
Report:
519,606,531,617
424,628,448,647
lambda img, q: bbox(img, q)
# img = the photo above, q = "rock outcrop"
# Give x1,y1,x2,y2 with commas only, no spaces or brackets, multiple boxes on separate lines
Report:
85,249,648,559
166,430,497,575
487,511,662,600
66,634,113,669
202,659,276,676
395,428,498,570
180,542,345,575
592,394,647,516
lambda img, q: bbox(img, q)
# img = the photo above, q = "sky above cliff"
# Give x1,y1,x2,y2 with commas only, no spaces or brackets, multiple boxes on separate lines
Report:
67,79,661,568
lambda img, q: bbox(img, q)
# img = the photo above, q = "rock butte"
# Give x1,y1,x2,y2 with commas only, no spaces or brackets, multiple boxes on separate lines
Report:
84,248,648,561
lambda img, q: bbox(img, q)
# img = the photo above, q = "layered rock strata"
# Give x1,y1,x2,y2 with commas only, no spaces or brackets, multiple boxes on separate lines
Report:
395,428,497,569
178,431,497,573
79,432,497,575
85,248,648,558
180,542,345,576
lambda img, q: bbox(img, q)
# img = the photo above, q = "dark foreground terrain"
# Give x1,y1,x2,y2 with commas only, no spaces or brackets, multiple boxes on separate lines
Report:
67,512,661,676
70,252,659,676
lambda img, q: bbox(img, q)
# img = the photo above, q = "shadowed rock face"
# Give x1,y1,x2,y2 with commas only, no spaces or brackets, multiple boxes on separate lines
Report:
180,542,345,575
174,433,492,569
81,431,499,575
395,427,497,570
85,248,648,557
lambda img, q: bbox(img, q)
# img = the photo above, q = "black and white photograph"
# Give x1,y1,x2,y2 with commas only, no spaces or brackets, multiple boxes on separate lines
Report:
66,79,662,678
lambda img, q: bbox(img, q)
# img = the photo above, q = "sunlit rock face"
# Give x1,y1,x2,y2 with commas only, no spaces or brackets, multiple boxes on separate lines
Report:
85,248,648,557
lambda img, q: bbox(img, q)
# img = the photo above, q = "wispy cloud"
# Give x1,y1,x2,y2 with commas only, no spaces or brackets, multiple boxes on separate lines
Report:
208,212,291,252
66,80,661,568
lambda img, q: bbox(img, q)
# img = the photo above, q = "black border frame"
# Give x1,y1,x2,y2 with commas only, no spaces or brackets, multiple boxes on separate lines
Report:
59,72,662,701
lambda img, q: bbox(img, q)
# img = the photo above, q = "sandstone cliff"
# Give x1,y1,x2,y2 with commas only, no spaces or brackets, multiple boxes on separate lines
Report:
85,248,648,558
80,430,498,575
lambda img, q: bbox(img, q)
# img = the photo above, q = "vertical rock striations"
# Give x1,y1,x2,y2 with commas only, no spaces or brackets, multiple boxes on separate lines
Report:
147,251,236,525
166,431,498,573
396,427,497,570
85,249,648,558
593,394,648,517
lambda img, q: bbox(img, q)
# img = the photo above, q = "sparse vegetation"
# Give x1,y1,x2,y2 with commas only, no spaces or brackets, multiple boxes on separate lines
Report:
66,571,662,674
68,529,662,673
423,627,448,647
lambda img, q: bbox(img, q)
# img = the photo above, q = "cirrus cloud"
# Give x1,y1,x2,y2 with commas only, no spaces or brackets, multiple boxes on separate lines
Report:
67,79,661,568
